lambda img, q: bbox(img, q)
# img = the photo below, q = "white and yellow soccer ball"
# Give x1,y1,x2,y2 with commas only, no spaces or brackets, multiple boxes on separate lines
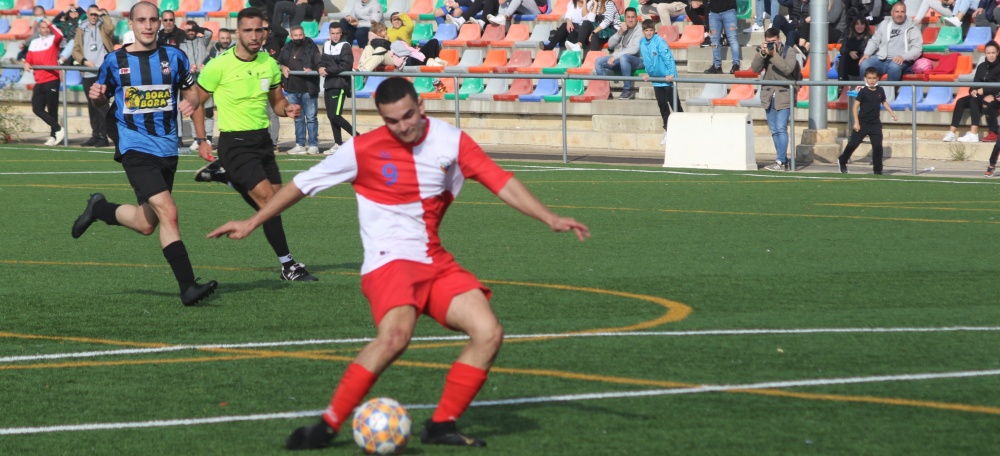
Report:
352,397,412,455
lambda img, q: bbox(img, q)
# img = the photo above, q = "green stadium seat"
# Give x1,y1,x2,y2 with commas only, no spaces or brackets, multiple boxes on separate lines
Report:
543,79,585,102
114,19,130,40
300,20,319,38
737,0,752,19
922,25,963,52
159,0,180,14
541,50,582,74
411,22,433,46
444,78,484,100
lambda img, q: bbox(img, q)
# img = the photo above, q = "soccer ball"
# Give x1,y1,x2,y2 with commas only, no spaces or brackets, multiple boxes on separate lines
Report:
352,397,412,455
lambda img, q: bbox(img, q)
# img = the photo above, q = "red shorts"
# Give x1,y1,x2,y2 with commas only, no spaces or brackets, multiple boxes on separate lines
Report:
360,258,492,327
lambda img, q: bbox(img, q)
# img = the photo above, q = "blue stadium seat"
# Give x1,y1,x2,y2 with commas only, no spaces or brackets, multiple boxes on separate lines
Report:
949,26,991,52
313,20,330,44
355,76,387,98
914,86,953,111
431,23,458,42
517,79,559,101
827,54,840,79
0,68,20,87
0,19,10,34
64,70,83,86
888,86,924,111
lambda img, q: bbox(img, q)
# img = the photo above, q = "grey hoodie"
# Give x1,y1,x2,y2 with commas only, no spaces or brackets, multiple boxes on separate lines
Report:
346,0,384,28
864,17,922,62
607,24,642,59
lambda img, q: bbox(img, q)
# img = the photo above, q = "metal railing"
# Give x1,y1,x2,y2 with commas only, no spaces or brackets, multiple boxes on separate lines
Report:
8,63,1000,175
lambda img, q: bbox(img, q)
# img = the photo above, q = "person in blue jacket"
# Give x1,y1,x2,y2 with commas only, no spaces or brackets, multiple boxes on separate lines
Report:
639,19,682,146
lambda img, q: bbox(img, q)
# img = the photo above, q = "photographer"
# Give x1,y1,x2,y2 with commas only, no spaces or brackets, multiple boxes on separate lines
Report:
751,28,801,171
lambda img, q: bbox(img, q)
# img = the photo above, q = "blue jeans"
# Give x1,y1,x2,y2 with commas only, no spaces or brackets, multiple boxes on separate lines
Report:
709,9,740,68
858,57,914,82
594,54,645,91
285,92,319,147
755,0,778,26
765,103,790,164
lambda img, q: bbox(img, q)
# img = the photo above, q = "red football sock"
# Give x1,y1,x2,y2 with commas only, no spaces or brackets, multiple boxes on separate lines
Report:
431,362,488,423
322,363,378,432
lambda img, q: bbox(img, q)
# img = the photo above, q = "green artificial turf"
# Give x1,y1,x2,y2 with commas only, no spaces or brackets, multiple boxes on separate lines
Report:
1,145,999,455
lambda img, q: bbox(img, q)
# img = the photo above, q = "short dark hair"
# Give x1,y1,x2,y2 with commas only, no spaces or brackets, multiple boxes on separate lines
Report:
641,19,656,30
624,7,637,15
218,28,231,34
374,77,419,107
764,27,780,39
329,21,341,30
985,40,1000,53
864,67,879,76
161,9,175,16
237,7,264,26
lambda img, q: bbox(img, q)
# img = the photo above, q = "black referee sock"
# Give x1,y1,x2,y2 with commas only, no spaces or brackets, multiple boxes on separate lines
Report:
93,199,121,226
262,216,292,262
162,240,196,292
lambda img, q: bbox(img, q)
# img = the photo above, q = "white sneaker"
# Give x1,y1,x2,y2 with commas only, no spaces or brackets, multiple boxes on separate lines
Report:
659,131,668,145
287,144,308,154
323,144,339,155
472,18,486,28
744,23,764,33
943,16,961,27
487,13,506,25
53,128,65,145
189,140,200,151
565,41,582,52
43,136,56,146
942,131,957,142
958,132,980,143
306,146,319,155
451,16,466,26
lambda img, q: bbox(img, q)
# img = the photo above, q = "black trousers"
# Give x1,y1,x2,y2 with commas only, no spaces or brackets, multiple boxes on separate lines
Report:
32,80,60,136
82,77,108,140
652,85,682,131
463,0,500,20
324,88,353,144
544,20,594,50
273,1,321,27
839,122,884,173
339,20,369,48
951,95,1000,133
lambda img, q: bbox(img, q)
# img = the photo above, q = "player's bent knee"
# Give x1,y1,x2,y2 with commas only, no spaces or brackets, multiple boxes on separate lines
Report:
376,326,414,356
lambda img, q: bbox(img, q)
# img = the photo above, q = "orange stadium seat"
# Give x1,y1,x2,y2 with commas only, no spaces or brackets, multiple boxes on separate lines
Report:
96,0,117,12
569,79,610,102
537,0,568,20
929,55,972,81
712,84,755,106
49,0,75,15
419,77,455,99
0,18,32,40
468,49,508,73
468,24,505,47
419,48,459,72
937,87,969,111
657,25,678,43
407,0,434,16
828,86,849,109
493,78,533,100
922,27,939,45
516,49,557,73
442,23,482,46
567,49,606,75
493,49,532,73
668,25,703,49
351,47,363,69
9,0,31,14
207,0,243,17
175,0,202,16
493,23,529,47
201,20,220,37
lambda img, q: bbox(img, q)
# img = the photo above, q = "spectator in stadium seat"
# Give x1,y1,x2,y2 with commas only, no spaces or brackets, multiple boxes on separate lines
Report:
273,0,324,29
486,0,541,25
589,0,621,51
638,0,687,27
357,22,394,71
279,25,322,155
703,0,741,74
639,19,682,145
845,0,885,24
838,16,872,81
858,2,922,82
751,28,801,171
54,5,85,64
943,41,1000,143
72,5,115,148
26,21,65,146
687,0,710,47
770,0,811,56
915,0,973,26
434,0,473,26
157,10,186,46
340,0,384,48
594,7,643,99
388,12,442,64
541,0,597,52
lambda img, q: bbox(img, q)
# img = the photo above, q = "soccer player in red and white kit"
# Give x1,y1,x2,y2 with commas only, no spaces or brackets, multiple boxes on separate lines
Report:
208,77,590,450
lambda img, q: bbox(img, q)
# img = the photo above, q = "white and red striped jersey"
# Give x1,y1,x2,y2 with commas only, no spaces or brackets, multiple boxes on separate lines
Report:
293,116,513,275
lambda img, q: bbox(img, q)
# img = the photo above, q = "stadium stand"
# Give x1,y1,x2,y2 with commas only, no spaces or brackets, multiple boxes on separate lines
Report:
541,50,582,74
419,77,454,99
712,84,755,106
207,0,241,17
923,25,962,52
0,18,31,40
442,23,481,47
444,48,484,72
355,75,387,98
915,86,953,111
567,50,607,75
468,24,504,47
518,78,559,101
515,22,551,48
429,23,458,44
444,77,484,100
937,87,969,111
517,50,557,73
411,22,433,45
494,78,533,100
493,49,532,73
468,77,509,100
569,79,610,102
668,25,703,49
685,83,727,106
888,86,925,111
494,23,529,47
468,49,508,73
739,87,762,107
543,78,584,102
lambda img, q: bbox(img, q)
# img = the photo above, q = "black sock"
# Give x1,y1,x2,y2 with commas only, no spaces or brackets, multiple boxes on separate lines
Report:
163,240,196,292
93,199,121,226
262,216,292,263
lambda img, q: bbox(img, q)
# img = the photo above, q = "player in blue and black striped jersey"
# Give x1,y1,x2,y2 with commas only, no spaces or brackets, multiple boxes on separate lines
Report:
70,1,218,307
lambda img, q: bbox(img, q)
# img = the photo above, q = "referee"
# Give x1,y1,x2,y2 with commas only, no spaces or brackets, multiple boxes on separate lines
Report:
72,1,217,306
192,6,317,282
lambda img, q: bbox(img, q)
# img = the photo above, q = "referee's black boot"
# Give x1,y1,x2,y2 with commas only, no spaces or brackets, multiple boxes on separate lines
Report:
420,420,486,447
71,193,106,239
81,137,98,147
180,279,218,306
194,160,229,184
286,419,337,450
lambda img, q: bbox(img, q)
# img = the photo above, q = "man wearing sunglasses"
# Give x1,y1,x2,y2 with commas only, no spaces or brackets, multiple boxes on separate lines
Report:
156,10,187,46
72,5,116,148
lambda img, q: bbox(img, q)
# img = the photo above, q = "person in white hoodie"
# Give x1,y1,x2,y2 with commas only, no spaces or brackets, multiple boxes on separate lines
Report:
340,0,384,48
858,2,922,82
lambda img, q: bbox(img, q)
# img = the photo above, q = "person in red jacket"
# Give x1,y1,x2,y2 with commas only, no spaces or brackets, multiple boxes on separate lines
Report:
24,20,64,146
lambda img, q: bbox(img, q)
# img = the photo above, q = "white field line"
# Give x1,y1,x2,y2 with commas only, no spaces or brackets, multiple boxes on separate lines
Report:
3,326,999,364
3,368,1000,436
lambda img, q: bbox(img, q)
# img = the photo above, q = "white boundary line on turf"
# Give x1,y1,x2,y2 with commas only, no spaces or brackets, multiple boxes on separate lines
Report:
3,367,999,435
3,326,999,364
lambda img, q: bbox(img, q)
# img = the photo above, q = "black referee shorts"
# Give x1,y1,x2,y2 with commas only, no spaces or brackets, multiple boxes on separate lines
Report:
121,150,178,205
217,128,282,194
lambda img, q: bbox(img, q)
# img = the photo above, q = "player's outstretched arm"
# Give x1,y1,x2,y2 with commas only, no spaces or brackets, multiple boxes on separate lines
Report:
496,177,590,241
208,181,308,240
